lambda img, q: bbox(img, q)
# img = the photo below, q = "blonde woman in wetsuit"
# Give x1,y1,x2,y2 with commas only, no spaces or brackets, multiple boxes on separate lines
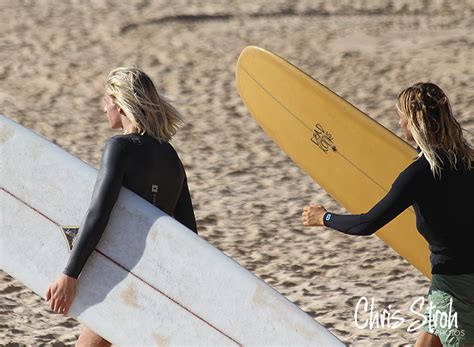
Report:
302,83,473,347
46,66,197,346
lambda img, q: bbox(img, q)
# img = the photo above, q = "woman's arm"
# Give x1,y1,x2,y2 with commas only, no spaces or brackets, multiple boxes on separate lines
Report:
63,138,125,278
323,165,421,236
303,160,423,235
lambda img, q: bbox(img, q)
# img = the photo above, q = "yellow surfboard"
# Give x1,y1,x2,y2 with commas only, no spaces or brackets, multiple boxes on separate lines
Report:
236,46,431,279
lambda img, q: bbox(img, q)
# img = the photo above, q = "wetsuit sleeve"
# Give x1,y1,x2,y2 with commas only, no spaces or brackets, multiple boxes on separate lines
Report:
323,163,420,236
63,138,125,278
174,175,198,234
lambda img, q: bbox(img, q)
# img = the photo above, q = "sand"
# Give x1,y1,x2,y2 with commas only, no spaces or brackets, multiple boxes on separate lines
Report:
0,0,472,345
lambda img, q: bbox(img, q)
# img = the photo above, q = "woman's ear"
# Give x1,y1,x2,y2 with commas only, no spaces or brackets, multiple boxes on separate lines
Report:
118,107,125,115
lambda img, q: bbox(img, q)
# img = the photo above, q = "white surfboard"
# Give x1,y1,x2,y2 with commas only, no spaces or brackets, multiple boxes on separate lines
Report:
0,114,344,346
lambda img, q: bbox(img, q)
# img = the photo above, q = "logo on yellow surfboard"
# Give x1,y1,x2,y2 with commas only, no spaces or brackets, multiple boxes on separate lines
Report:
311,123,336,154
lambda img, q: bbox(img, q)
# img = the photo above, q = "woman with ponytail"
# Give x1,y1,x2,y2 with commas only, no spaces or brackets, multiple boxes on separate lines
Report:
46,66,198,346
302,83,473,346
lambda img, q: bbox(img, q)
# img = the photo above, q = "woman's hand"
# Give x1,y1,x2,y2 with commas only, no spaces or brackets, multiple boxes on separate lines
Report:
302,204,327,227
45,273,77,315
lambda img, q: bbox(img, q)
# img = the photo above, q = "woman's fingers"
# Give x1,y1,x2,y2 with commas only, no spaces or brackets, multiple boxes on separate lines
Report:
302,209,308,225
46,274,77,315
62,297,72,315
302,213,311,226
303,204,322,212
49,287,56,310
45,286,51,301
51,297,58,312
302,204,326,226
63,303,70,315
54,297,62,313
49,293,68,314
49,286,58,311
58,300,67,314
302,206,310,226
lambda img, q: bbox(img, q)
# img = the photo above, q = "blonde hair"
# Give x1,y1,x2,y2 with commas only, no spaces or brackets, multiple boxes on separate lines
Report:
105,66,184,142
396,82,473,178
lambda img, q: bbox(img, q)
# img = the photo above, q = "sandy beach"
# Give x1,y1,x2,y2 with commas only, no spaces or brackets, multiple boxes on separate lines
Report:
1,0,472,345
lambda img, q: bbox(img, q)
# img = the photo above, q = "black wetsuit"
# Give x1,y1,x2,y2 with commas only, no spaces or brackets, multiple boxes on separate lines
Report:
64,133,197,279
323,152,474,275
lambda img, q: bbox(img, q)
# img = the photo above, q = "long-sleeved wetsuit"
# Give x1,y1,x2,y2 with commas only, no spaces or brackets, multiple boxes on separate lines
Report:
63,133,197,279
323,152,474,275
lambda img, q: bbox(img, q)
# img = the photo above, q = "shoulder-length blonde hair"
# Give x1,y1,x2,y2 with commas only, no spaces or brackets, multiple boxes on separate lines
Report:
105,66,184,142
396,82,473,178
